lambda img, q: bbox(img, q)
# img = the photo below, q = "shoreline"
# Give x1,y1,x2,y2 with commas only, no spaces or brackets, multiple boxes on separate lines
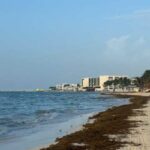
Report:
0,93,128,150
31,112,97,150
40,94,150,150
32,95,129,150
0,113,97,150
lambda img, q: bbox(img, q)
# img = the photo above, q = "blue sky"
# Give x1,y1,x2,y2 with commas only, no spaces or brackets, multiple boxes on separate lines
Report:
0,0,150,90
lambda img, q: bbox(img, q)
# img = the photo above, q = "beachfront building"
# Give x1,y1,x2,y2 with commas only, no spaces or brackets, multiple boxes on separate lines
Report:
56,84,80,91
82,77,100,91
81,75,127,91
102,76,141,93
104,84,140,93
99,75,126,90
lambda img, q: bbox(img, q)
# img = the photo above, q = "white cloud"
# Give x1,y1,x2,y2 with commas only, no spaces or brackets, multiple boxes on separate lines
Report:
104,35,150,61
106,35,129,51
109,9,150,20
134,37,146,48
102,35,150,75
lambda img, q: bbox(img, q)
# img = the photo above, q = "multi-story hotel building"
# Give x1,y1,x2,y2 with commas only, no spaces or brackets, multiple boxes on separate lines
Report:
82,75,127,91
99,75,126,90
82,77,100,88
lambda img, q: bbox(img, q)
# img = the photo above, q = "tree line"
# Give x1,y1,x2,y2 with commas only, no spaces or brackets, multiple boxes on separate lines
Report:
104,70,150,91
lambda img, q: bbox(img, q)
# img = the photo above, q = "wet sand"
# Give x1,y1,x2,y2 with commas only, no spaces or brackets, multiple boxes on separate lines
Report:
40,95,150,150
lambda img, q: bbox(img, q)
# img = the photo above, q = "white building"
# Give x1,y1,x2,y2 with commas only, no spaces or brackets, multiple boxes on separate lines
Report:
82,78,90,88
99,75,127,90
101,76,140,93
56,84,80,91
81,75,127,91
82,77,100,88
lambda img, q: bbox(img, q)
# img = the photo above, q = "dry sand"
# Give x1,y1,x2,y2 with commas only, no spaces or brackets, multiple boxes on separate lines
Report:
116,92,150,97
119,97,150,150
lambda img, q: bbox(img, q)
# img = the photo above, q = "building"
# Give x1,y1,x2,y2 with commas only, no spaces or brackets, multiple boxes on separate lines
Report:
99,75,126,90
56,84,80,91
81,75,127,91
82,78,90,88
104,85,140,93
82,77,100,89
101,76,140,93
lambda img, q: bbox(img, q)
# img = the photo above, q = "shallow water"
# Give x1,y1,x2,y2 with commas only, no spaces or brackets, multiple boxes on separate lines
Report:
0,92,128,150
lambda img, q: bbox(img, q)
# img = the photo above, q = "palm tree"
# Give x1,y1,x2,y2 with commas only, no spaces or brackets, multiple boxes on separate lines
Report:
133,77,143,90
104,77,131,92
141,70,150,89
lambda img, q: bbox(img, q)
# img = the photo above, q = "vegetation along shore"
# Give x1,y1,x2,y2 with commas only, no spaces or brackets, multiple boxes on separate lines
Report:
40,95,150,150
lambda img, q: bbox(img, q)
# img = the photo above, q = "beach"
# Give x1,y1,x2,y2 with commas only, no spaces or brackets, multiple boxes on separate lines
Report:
0,1,150,149
120,99,150,149
40,94,150,150
0,92,128,150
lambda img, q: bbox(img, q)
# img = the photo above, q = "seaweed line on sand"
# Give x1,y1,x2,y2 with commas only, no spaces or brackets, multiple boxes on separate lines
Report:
41,96,149,150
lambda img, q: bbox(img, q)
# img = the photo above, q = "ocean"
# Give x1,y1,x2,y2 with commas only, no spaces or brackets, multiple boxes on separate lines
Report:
0,91,128,150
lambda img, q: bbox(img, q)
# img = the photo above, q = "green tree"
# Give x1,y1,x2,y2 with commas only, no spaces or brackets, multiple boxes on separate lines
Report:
133,77,143,90
141,70,150,89
104,80,113,87
104,77,131,92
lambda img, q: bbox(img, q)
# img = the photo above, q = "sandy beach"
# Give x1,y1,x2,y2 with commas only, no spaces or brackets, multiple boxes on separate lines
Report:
118,95,150,149
110,93,150,149
115,92,150,97
40,94,150,150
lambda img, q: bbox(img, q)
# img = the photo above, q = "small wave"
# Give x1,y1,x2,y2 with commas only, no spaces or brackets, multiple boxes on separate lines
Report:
0,117,30,129
0,118,12,125
35,109,54,116
35,110,58,121
0,126,8,136
49,112,58,120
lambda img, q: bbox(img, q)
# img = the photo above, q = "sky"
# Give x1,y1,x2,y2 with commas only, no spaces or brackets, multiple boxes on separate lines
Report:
0,0,150,90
